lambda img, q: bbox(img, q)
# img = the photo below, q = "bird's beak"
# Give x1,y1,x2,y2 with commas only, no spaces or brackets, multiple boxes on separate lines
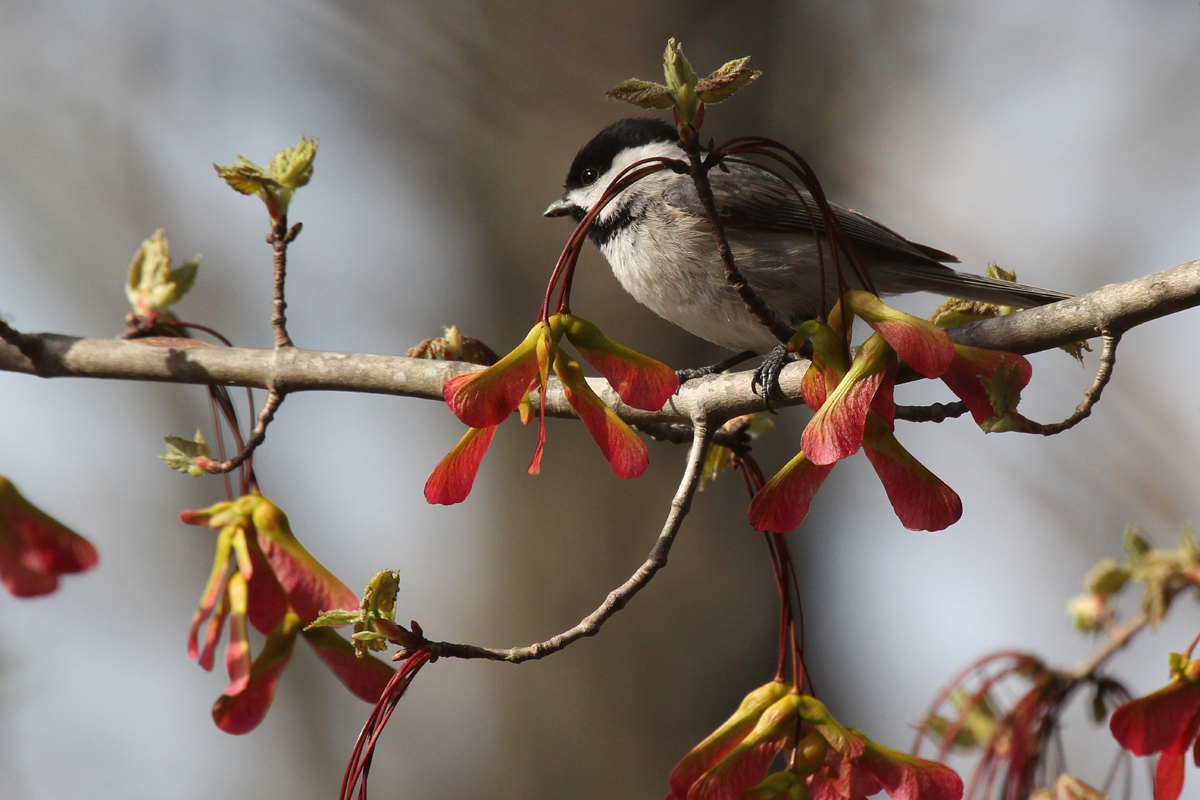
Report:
543,197,575,218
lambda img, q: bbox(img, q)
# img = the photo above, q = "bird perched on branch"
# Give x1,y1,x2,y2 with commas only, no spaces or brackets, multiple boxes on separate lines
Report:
545,117,1068,373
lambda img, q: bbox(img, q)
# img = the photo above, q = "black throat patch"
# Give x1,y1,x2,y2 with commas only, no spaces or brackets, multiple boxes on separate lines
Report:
585,203,643,248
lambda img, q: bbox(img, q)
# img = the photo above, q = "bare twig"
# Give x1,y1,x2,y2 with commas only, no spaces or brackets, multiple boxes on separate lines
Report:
203,387,286,474
0,317,39,365
683,138,794,345
1026,330,1121,436
895,401,969,423
268,218,300,349
634,420,748,453
1062,611,1147,681
425,417,712,663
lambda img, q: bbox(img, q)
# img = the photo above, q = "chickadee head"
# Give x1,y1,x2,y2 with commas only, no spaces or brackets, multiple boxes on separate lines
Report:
543,118,681,222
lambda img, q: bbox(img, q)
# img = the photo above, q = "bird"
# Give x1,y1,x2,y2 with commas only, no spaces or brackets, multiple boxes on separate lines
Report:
544,117,1069,376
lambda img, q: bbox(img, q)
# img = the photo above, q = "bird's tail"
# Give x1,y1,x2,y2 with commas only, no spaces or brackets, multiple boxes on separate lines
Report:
886,264,1071,308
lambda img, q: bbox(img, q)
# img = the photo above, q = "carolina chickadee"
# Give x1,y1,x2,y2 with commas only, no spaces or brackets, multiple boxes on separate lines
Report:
544,118,1068,357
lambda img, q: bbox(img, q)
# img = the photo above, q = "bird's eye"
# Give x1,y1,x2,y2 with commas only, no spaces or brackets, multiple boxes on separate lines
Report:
581,167,599,184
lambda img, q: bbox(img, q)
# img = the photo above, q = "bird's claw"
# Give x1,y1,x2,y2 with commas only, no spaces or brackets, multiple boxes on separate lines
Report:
673,350,757,394
674,365,713,384
751,345,793,413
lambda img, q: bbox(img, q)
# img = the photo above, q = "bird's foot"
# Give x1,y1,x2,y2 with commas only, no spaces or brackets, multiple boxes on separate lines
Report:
751,345,794,413
674,350,757,390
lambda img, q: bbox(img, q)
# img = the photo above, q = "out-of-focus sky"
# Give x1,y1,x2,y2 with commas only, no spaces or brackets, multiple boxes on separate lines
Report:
1,2,1199,798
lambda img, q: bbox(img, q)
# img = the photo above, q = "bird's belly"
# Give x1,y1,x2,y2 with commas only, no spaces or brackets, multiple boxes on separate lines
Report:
599,225,819,354
600,237,782,353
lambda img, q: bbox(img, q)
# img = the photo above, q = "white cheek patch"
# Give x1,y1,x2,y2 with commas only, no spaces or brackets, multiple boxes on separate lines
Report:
565,183,606,213
583,140,683,224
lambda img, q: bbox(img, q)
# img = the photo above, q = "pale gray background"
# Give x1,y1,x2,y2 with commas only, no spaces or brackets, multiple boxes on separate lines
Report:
1,2,1198,798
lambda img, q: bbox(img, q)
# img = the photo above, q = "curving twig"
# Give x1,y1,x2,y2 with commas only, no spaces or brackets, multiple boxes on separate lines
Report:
425,417,712,663
203,387,286,474
1026,330,1121,436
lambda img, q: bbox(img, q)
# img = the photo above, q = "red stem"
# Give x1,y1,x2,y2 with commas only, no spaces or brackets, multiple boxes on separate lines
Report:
722,156,829,322
717,142,870,364
736,451,811,692
910,650,1036,755
340,649,433,800
934,661,1031,763
539,158,678,321
156,319,257,490
718,136,875,292
1184,626,1200,659
157,319,236,347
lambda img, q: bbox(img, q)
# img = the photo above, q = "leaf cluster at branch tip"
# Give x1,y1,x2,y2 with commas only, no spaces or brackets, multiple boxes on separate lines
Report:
214,137,319,219
606,38,761,124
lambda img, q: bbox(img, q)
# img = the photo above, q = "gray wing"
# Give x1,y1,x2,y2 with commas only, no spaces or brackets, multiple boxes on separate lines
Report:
661,163,1072,307
693,163,959,264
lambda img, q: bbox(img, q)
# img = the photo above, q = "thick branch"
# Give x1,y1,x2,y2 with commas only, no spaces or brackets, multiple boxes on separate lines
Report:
426,418,712,663
1,259,1199,426
946,259,1200,351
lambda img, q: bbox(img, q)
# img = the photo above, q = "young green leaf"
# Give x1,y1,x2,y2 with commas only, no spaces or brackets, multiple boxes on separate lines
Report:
605,78,674,108
161,430,213,476
695,56,761,103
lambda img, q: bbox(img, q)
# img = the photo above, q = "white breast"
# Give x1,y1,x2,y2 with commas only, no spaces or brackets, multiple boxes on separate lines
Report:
599,206,794,354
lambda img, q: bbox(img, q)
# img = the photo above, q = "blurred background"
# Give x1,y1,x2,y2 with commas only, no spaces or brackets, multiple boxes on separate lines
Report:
2,2,1199,798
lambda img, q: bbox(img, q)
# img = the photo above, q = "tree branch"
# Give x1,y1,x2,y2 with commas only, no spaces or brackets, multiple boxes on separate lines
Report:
426,418,712,663
1062,611,1147,682
1,259,1199,427
0,317,40,366
895,401,969,423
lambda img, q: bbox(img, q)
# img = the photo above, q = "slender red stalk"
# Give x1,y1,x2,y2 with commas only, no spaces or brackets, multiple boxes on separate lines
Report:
155,319,256,494
1184,626,1200,659
717,142,868,363
340,649,433,800
933,661,1034,763
157,319,236,347
911,651,1036,755
553,161,676,314
207,386,233,499
539,158,678,321
761,532,790,682
719,136,875,294
735,450,812,693
722,156,829,322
